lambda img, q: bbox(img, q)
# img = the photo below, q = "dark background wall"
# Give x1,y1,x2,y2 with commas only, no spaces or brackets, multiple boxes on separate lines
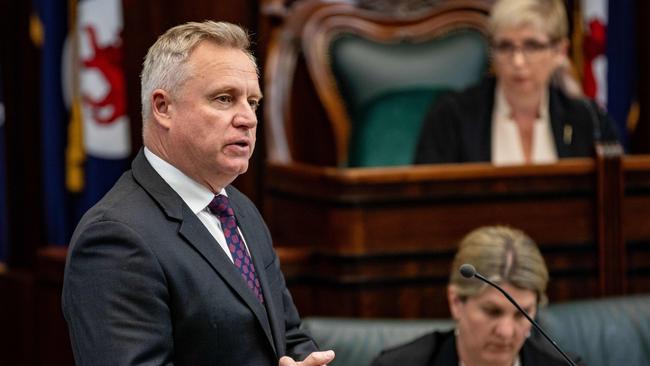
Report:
0,0,649,365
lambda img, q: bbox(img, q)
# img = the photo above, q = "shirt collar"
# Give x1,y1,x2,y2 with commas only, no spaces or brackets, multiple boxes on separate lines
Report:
144,147,226,214
495,82,549,120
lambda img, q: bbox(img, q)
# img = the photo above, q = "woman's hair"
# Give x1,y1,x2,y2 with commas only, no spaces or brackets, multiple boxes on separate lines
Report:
449,226,549,305
140,20,256,123
488,0,568,42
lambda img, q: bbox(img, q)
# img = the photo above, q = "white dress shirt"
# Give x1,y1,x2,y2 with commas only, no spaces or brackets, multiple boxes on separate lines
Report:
144,147,247,262
491,84,558,166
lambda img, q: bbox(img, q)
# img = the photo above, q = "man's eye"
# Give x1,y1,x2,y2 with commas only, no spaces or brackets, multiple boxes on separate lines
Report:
215,95,232,103
249,100,260,111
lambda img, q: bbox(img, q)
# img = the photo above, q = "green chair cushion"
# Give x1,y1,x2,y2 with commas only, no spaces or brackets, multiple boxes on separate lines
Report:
348,88,448,167
331,29,488,113
329,29,488,167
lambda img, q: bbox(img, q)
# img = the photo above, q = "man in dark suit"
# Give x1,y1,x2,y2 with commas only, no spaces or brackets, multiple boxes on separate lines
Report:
62,21,335,366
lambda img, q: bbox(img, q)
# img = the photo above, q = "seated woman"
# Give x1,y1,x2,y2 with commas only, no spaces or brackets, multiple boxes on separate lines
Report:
371,226,583,366
414,0,618,166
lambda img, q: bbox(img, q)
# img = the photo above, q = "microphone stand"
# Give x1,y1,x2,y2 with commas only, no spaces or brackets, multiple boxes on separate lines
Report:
461,265,578,366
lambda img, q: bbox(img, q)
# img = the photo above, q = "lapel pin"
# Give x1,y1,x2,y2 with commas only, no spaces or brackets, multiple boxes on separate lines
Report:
563,124,573,145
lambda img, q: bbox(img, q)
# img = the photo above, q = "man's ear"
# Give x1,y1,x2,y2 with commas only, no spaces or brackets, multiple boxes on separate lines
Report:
151,89,173,129
448,285,463,320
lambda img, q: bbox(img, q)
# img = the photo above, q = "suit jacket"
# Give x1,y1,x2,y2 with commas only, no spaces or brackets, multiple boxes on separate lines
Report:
370,329,583,366
62,150,318,366
415,77,619,164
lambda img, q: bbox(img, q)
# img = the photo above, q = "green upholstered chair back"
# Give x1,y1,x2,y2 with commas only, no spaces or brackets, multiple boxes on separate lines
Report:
301,1,491,167
302,294,650,366
348,88,448,167
536,294,650,366
330,30,488,166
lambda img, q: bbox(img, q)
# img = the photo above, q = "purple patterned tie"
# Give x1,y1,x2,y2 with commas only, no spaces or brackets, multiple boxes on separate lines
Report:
208,194,264,304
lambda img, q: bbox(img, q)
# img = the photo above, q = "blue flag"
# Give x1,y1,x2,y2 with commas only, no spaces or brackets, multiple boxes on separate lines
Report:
578,0,636,149
606,0,636,149
35,0,130,246
76,0,131,213
35,0,71,246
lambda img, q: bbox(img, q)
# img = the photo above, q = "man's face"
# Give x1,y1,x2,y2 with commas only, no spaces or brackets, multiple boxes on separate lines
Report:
449,283,537,366
163,42,261,191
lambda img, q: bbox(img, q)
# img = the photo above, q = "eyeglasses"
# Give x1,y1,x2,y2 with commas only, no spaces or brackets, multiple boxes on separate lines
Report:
491,39,556,61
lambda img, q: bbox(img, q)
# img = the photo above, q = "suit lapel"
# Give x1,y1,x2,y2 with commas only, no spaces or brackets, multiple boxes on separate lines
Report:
477,79,496,161
176,209,276,356
432,332,459,366
548,88,572,158
227,188,281,355
131,150,276,357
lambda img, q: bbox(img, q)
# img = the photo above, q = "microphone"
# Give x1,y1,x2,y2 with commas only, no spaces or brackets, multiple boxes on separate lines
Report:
459,264,577,366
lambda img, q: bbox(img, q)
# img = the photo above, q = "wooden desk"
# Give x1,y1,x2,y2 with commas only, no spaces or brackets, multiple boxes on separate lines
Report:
266,152,650,318
3,156,648,365
623,155,650,294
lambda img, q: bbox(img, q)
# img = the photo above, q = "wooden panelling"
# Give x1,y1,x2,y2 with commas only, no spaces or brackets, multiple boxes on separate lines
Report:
0,270,36,366
268,154,650,318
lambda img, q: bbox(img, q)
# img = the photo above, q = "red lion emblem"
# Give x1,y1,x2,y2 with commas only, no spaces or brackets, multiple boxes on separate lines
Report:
82,25,127,124
582,19,607,99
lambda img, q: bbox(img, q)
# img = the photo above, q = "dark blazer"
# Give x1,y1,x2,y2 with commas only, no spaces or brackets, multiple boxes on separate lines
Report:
415,77,619,164
62,150,318,366
370,329,583,366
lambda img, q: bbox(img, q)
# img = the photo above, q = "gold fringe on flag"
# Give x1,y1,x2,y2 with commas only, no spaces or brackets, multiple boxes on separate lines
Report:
65,0,85,193
29,12,44,47
627,101,640,133
66,99,85,192
570,0,584,85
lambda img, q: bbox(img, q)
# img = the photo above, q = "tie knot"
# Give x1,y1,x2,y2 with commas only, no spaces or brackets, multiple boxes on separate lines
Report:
208,194,235,217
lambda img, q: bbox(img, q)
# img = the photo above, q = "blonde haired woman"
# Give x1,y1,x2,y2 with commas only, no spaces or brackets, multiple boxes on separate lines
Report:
415,0,618,166
372,226,584,366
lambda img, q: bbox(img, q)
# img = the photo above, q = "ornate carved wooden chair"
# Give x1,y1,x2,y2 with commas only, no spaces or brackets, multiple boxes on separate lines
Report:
264,0,492,167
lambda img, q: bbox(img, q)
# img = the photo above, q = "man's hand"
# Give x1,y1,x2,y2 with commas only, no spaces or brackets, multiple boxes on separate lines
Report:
279,350,335,366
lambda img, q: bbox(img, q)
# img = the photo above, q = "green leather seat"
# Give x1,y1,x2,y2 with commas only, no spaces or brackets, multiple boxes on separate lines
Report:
302,294,650,366
348,88,449,167
303,317,454,366
330,29,489,167
537,294,650,366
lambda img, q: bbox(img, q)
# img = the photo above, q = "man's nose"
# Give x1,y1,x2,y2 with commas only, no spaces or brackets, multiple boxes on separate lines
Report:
233,101,257,128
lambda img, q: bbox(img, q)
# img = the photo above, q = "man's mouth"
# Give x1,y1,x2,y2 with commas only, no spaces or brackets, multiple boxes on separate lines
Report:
224,139,252,155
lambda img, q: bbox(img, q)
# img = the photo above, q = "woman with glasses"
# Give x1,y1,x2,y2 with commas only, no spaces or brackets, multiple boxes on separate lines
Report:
414,0,618,166
371,226,584,366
